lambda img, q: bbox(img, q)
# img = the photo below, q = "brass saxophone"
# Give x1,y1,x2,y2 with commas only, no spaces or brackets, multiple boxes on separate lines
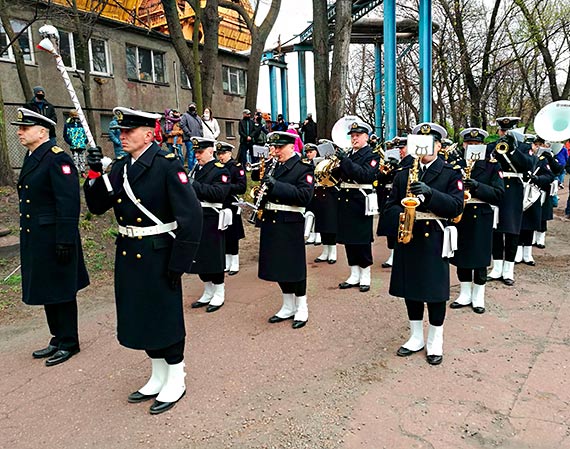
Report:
248,157,278,224
451,157,476,224
249,157,266,198
397,156,421,244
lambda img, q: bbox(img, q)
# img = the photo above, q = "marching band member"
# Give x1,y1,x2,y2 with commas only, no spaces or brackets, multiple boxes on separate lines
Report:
188,137,231,312
536,142,564,248
515,138,556,266
258,132,315,329
486,117,533,286
335,120,381,292
84,107,202,414
384,122,464,365
215,141,247,275
450,128,504,314
307,143,338,264
376,136,411,268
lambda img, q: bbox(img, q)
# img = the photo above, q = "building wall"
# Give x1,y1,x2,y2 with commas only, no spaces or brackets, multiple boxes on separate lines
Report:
2,5,249,166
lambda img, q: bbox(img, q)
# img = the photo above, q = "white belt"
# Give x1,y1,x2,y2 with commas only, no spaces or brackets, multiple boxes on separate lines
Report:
201,201,223,209
265,202,306,213
340,182,374,189
503,172,523,179
118,221,178,238
466,198,486,204
415,211,446,221
385,183,393,189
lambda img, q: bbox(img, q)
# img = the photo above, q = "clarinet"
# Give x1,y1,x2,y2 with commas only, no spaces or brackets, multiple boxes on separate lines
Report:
248,158,278,224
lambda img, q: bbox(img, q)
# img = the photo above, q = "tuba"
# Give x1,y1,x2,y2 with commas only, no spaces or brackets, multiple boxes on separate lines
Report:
533,100,570,142
397,155,421,244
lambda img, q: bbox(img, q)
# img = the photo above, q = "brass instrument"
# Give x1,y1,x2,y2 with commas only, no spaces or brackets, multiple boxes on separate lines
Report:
495,140,510,154
314,153,342,187
245,160,264,172
373,142,394,176
397,155,421,244
441,142,460,162
248,157,278,224
451,154,478,224
249,157,266,198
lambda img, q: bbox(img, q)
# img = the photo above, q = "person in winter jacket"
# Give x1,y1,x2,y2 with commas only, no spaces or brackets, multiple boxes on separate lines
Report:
180,102,203,170
202,107,221,140
108,116,126,158
63,110,88,176
164,108,184,161
286,126,304,154
25,86,58,140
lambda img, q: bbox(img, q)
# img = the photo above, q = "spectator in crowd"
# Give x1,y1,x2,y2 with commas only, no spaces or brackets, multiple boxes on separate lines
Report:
108,115,126,158
63,110,88,176
272,113,288,131
253,111,268,146
300,113,317,144
238,109,255,165
202,107,221,140
553,142,568,207
154,118,163,147
286,124,304,154
164,108,184,161
25,86,58,140
180,102,203,170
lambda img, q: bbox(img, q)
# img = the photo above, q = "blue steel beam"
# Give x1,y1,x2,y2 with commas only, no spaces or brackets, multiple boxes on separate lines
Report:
298,51,307,121
374,41,383,140
268,64,278,122
419,0,432,122
383,0,397,140
280,67,289,121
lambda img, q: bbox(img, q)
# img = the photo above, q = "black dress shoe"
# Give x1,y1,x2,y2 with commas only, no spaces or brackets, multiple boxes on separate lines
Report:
191,301,209,309
503,278,514,286
486,276,502,282
359,285,370,293
292,320,307,329
381,262,392,268
128,391,158,403
45,348,80,367
338,282,358,289
396,346,424,357
206,303,223,313
32,344,58,359
327,259,336,265
149,390,186,415
314,257,328,263
450,301,471,309
536,244,545,249
426,355,443,365
228,270,239,276
268,315,294,324
523,260,536,266
472,306,485,314
313,242,322,246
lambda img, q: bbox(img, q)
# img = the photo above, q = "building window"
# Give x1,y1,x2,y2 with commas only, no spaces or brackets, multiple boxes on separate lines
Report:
126,45,166,84
180,64,192,89
57,29,111,75
222,65,246,96
225,121,235,138
0,19,34,63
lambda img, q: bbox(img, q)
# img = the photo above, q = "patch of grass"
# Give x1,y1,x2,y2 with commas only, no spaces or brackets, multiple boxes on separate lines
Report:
1,274,21,286
102,227,118,239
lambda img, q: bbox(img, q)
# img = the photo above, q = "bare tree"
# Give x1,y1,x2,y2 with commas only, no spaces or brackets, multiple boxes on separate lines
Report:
312,0,330,139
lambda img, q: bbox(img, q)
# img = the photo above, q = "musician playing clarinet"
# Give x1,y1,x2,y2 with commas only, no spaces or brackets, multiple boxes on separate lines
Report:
256,132,314,329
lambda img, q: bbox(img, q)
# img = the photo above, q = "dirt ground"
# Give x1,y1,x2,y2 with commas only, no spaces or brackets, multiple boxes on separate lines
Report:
0,187,569,449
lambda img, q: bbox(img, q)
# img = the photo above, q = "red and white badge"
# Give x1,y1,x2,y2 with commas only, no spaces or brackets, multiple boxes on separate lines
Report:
306,174,314,184
239,169,245,176
221,174,229,183
370,159,378,167
457,179,464,191
498,171,503,179
61,164,72,175
177,171,188,184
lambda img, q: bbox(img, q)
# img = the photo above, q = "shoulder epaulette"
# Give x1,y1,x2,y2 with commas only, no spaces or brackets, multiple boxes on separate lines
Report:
116,155,126,160
539,155,545,160
301,158,312,165
235,162,242,167
215,161,225,168
164,153,176,159
51,146,64,154
453,164,462,170
489,157,498,163
397,167,405,171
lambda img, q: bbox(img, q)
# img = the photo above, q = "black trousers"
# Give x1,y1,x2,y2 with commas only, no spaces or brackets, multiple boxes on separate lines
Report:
44,300,79,351
225,237,239,255
320,232,336,245
386,235,396,250
278,279,307,297
344,243,373,268
145,339,185,365
492,232,519,262
199,272,225,285
457,267,487,285
404,299,446,326
519,229,534,246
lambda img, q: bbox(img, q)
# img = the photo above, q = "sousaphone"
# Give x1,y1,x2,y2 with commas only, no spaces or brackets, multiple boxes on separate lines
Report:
534,100,570,142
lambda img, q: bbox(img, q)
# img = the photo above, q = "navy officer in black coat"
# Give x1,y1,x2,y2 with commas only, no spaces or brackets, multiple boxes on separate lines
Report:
449,128,504,314
84,107,202,415
187,137,231,312
334,120,381,293
384,122,464,365
258,131,315,329
215,141,247,275
12,108,89,367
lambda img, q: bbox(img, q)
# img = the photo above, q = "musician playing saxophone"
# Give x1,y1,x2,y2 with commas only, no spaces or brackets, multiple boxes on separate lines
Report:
384,123,464,365
335,120,381,293
258,132,315,329
449,128,505,314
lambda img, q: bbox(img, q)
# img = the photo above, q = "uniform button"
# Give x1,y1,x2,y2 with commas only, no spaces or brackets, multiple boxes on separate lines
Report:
424,233,429,237
19,199,22,203
138,236,142,240
19,213,22,217
25,185,29,189
26,214,30,218
119,217,123,221
346,199,349,202
273,220,276,223
136,254,142,259
137,218,142,223
26,229,30,233
19,227,22,231
117,198,122,204
473,214,477,218
473,205,477,209
122,251,127,256
137,198,141,203
18,185,21,189
425,221,430,225
26,199,30,203
506,184,510,188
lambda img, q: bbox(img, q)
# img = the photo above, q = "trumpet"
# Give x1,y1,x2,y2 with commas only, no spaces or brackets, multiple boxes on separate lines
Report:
245,160,265,171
